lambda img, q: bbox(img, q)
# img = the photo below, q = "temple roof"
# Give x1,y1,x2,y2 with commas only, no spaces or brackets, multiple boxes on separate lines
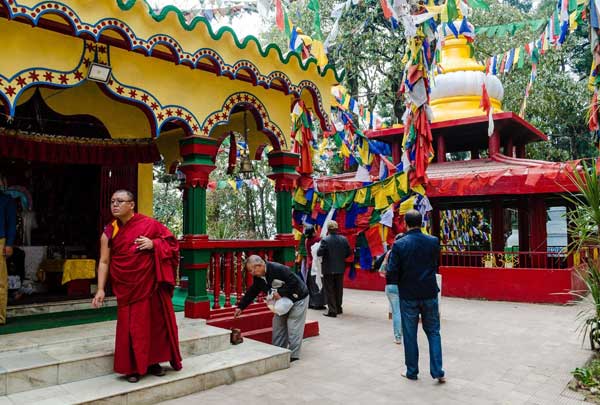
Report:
0,0,341,86
314,154,579,198
367,112,547,153
426,154,579,198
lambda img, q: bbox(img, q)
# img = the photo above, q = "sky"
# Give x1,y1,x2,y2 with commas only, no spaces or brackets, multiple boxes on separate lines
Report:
151,0,264,39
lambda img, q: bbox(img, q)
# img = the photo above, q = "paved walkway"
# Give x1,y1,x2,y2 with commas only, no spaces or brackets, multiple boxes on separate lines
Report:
161,289,593,405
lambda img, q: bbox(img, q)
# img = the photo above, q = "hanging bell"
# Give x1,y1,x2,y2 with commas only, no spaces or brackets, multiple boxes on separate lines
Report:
239,155,254,176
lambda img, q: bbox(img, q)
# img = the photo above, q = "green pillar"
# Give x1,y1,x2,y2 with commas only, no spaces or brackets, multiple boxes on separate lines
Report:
268,151,300,266
178,136,217,318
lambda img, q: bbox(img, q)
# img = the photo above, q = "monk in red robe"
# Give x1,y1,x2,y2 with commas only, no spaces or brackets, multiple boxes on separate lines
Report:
92,189,182,383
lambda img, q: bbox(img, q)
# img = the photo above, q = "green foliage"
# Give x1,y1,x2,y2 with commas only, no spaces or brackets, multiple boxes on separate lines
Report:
573,359,600,388
261,0,406,122
470,0,596,160
206,146,276,239
153,161,183,237
565,161,600,351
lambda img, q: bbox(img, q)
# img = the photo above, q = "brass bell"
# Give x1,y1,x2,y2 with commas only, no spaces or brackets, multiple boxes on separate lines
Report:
239,155,254,175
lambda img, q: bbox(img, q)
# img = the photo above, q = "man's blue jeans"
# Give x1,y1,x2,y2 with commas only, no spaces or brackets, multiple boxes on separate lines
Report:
384,284,402,341
399,297,444,379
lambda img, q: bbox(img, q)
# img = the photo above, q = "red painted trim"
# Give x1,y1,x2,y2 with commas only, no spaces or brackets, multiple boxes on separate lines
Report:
179,142,219,157
366,112,548,143
343,266,579,304
184,300,211,319
267,151,301,167
182,263,209,270
439,266,576,304
179,238,297,250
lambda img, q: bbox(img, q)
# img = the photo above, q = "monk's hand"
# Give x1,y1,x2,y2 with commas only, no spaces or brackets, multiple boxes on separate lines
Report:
272,292,281,300
134,236,154,251
234,308,243,318
3,246,13,257
92,289,105,308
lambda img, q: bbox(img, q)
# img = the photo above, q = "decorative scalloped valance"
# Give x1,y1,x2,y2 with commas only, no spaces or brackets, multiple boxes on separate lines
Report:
0,128,160,165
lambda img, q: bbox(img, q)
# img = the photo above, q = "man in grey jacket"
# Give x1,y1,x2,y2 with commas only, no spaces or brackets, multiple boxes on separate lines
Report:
317,220,351,318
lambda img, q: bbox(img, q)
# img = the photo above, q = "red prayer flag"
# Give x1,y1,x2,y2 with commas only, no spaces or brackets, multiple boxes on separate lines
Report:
380,0,393,20
275,0,284,31
365,225,385,257
480,83,491,114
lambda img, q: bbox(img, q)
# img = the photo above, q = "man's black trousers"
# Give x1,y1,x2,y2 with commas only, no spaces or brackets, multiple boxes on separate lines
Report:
323,273,344,315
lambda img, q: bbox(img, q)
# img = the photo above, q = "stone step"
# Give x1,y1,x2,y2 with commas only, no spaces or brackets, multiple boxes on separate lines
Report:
0,315,231,395
0,312,202,354
7,298,118,319
1,339,289,405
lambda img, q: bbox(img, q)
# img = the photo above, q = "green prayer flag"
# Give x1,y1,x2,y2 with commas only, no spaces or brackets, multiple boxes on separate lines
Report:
446,0,458,23
369,210,382,225
307,0,323,40
283,9,292,37
322,195,333,211
467,0,489,10
517,46,525,69
531,47,540,65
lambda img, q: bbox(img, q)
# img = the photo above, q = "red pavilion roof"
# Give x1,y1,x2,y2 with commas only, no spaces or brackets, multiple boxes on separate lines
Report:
313,154,580,197
366,112,547,154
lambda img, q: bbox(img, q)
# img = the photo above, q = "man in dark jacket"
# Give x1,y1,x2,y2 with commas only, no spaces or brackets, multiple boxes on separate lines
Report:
317,220,351,317
387,209,445,383
234,255,309,361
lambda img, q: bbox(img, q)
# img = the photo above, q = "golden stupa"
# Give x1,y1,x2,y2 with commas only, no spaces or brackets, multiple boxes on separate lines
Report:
429,18,503,122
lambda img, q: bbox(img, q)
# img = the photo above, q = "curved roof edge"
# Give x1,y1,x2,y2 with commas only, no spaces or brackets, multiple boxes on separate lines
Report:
118,0,344,82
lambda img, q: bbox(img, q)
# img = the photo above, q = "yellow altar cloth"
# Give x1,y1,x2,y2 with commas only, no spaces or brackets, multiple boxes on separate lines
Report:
61,259,96,285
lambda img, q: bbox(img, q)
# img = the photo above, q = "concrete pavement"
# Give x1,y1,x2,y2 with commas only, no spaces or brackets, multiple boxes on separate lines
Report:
160,289,593,405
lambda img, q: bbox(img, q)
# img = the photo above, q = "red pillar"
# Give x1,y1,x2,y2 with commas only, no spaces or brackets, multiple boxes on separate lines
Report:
529,198,547,252
517,200,530,252
504,135,514,157
392,140,402,165
470,149,479,159
437,135,446,163
515,145,526,158
489,130,500,156
491,200,504,251
430,207,441,240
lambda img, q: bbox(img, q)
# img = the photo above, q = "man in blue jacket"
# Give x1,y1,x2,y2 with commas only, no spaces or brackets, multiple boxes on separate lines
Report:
387,209,445,383
0,176,16,325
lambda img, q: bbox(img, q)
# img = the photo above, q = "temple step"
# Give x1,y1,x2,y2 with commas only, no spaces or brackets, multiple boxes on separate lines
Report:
0,314,232,396
1,338,289,405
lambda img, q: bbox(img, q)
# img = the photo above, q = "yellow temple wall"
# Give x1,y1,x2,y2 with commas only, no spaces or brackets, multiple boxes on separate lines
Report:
137,163,154,217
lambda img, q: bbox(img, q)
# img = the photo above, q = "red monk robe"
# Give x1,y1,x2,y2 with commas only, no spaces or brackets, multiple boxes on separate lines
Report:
104,213,182,375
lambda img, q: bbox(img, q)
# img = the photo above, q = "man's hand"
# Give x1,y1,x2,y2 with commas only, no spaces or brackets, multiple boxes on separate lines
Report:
134,236,154,251
234,308,243,318
92,289,105,308
3,246,13,258
272,292,281,300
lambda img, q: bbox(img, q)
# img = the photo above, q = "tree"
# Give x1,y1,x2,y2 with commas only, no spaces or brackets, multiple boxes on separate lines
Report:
472,0,597,160
153,161,183,237
261,0,406,123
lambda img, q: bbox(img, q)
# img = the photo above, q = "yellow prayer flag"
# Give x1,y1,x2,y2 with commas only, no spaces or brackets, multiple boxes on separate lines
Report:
340,142,351,158
411,184,426,195
228,180,237,190
311,40,329,69
294,187,307,205
399,196,416,215
382,178,397,198
513,47,520,66
396,172,408,193
374,188,389,210
354,188,368,204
